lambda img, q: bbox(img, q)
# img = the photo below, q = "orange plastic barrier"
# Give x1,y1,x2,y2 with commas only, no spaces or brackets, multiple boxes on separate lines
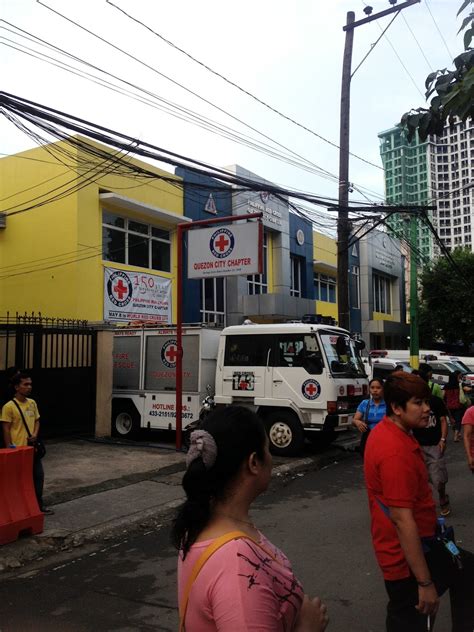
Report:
0,446,44,545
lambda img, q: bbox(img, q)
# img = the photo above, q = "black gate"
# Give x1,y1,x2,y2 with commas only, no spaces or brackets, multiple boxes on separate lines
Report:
0,314,97,438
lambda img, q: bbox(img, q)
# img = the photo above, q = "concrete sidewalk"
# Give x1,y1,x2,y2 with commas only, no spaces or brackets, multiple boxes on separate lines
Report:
0,433,359,572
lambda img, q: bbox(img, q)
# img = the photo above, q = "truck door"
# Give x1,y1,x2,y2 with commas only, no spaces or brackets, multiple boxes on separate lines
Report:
271,334,325,410
221,334,272,399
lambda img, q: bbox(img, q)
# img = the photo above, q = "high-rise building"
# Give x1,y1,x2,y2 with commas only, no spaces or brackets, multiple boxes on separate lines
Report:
432,118,474,252
378,125,435,261
379,119,474,256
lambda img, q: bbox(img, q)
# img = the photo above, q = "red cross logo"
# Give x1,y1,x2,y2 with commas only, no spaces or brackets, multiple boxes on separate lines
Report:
306,383,317,396
113,279,129,300
214,234,230,252
239,381,248,390
165,345,177,363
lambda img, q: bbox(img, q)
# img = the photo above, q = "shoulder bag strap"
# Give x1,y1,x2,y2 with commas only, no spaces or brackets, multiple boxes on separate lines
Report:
364,399,370,423
11,399,32,437
178,530,277,632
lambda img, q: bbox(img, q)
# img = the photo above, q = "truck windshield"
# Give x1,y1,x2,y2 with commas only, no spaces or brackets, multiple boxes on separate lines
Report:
319,331,365,377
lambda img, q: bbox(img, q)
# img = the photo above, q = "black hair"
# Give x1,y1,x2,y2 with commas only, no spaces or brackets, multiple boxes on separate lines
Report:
383,371,431,415
418,362,433,375
11,372,30,388
171,406,267,558
446,370,462,390
369,377,383,388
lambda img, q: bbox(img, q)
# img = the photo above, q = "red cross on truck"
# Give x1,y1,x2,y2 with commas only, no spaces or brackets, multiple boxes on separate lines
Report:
305,382,317,396
165,345,178,364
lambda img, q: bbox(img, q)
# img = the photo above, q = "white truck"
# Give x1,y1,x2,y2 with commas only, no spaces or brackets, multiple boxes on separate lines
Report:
111,322,368,456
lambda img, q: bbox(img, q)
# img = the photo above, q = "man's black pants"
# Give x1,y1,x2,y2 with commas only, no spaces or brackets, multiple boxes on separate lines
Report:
385,542,474,631
32,455,44,511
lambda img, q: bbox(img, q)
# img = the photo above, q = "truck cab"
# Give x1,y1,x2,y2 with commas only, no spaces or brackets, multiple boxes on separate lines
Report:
214,323,368,455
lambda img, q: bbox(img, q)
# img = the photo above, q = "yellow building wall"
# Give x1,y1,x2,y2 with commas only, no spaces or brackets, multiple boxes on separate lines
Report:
0,138,184,321
372,311,395,322
313,231,338,320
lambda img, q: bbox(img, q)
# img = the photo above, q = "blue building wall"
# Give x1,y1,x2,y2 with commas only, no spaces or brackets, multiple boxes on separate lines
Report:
349,240,362,334
289,213,314,299
175,168,232,323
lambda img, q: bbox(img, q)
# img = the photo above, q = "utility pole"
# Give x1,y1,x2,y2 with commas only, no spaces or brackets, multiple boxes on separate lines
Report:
337,0,420,331
409,212,419,369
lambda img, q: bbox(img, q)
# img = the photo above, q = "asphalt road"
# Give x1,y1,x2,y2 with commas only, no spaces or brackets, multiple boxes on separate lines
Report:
0,444,472,631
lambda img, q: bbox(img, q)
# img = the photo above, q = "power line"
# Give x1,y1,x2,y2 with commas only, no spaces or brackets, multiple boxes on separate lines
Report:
372,16,425,100
32,5,343,185
105,0,384,173
424,0,454,61
400,12,433,72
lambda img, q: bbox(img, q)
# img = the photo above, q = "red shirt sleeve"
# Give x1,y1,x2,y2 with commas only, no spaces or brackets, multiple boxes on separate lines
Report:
378,453,420,509
462,407,474,425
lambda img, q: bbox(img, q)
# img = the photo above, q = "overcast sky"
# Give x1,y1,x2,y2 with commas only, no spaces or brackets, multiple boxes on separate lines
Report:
1,0,462,211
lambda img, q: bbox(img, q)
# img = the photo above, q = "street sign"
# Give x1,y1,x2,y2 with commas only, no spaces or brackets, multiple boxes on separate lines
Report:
187,222,262,279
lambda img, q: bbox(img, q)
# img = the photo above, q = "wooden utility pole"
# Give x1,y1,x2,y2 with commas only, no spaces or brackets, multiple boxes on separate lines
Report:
337,0,420,330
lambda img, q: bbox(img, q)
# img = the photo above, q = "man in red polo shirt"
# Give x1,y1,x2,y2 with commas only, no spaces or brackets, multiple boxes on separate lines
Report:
364,371,474,631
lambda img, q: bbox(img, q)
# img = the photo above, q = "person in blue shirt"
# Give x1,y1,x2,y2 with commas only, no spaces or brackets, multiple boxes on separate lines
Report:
353,378,386,457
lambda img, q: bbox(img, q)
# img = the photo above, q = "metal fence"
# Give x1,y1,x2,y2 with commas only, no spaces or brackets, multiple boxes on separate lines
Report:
0,313,97,437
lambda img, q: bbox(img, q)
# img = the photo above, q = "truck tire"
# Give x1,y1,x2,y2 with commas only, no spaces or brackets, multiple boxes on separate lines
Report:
112,400,139,438
264,410,305,457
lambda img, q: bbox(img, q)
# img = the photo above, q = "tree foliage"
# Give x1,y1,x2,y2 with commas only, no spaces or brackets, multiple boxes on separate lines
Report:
420,248,474,348
401,1,474,141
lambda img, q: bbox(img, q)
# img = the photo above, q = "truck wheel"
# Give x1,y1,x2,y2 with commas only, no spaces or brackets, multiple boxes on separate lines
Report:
265,411,305,457
112,400,139,438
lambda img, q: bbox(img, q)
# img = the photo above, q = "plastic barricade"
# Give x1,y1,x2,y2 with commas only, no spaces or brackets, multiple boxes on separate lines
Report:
0,446,44,545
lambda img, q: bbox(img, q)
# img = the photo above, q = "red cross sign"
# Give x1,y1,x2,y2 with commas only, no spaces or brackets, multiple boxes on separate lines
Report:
214,234,230,252
165,345,178,363
113,279,129,300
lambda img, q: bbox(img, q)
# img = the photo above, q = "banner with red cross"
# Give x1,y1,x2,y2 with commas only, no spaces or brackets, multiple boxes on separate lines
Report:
104,267,171,322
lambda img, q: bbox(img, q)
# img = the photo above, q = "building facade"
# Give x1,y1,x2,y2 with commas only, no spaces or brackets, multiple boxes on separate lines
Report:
0,138,187,322
379,118,474,255
313,231,338,322
358,229,408,349
222,165,315,325
378,125,435,261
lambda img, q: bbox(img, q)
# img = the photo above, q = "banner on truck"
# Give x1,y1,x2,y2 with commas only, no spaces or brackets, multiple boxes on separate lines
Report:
104,267,171,322
187,222,262,279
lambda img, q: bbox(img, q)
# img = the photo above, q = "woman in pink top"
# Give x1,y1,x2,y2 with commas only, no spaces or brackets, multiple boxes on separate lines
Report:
172,406,329,631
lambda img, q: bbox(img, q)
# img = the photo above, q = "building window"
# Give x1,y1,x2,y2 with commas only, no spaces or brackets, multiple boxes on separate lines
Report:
201,278,225,326
102,211,171,272
290,256,302,297
247,232,268,295
314,273,336,303
350,265,360,309
373,273,392,314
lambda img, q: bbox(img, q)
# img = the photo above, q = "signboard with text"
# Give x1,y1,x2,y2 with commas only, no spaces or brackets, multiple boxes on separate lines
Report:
104,267,172,322
187,222,262,279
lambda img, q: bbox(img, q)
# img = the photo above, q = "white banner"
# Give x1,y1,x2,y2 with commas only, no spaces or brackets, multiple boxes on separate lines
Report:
187,222,262,279
104,267,172,322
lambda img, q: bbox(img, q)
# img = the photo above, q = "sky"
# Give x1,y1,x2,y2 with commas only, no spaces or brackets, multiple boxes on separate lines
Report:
0,0,464,215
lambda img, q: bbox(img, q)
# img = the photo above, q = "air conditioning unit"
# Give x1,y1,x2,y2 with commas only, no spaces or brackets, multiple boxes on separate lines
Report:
0,213,6,229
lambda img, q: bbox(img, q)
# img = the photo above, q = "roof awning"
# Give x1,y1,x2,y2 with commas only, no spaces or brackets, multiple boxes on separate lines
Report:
99,192,192,226
313,260,337,274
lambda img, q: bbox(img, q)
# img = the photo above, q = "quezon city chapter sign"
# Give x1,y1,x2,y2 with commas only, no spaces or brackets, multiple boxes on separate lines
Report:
104,267,172,322
187,222,262,279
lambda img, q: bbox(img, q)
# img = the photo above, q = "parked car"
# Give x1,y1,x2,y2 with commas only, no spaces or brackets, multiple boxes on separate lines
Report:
369,358,413,381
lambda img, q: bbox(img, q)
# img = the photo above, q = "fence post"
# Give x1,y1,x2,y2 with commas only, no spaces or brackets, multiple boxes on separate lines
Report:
95,330,114,437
